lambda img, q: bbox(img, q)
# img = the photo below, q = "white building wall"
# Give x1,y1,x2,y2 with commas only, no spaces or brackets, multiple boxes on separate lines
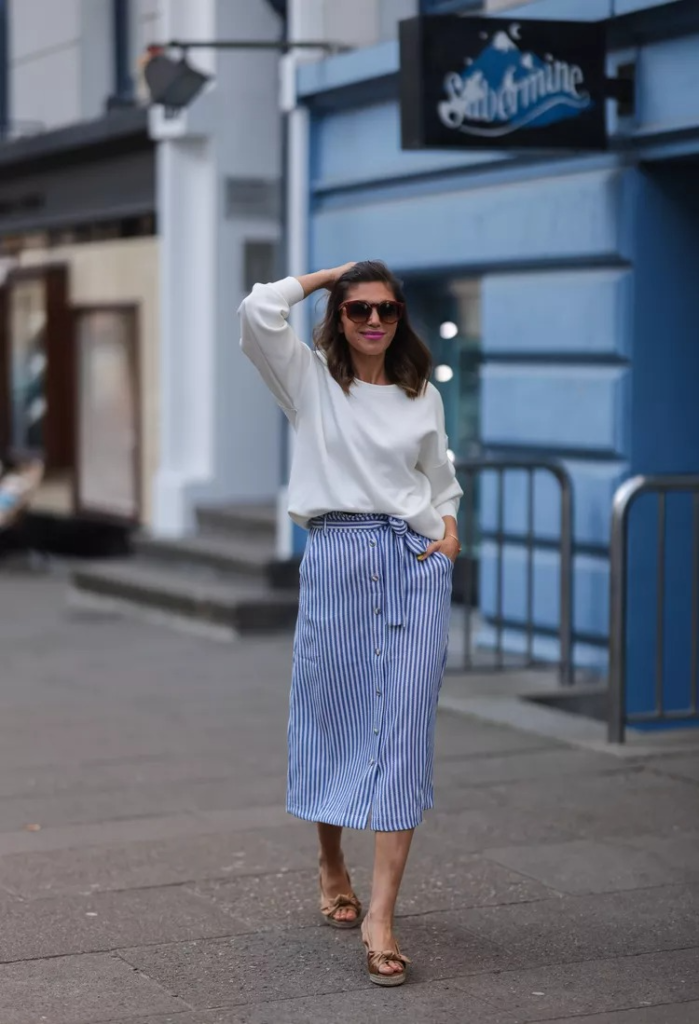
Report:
378,0,420,41
151,0,284,535
289,0,417,48
9,0,114,130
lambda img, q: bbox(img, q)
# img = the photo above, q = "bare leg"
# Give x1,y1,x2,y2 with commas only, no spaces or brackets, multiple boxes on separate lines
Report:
317,823,357,923
362,828,415,976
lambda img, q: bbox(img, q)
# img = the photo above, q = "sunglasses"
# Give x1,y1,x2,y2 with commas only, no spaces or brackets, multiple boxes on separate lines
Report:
339,300,405,325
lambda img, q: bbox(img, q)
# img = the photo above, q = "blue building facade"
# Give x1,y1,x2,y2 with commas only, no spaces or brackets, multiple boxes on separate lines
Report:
290,0,699,718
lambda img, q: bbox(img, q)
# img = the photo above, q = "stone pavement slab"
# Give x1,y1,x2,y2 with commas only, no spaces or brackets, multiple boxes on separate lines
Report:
0,806,291,857
222,981,520,1024
118,916,509,1008
483,834,699,893
189,853,553,931
433,713,562,759
0,572,698,1024
0,952,184,1024
458,884,699,970
0,753,251,799
0,777,287,833
454,946,699,1021
0,884,248,963
434,748,633,789
77,988,518,1024
646,755,699,784
485,769,699,840
428,802,580,853
0,824,315,898
619,830,699,874
541,1003,699,1024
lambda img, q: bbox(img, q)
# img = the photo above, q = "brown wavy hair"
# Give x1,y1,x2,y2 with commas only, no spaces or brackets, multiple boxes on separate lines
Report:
313,260,432,399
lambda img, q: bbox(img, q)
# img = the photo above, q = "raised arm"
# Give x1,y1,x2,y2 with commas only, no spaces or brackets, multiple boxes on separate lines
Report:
239,264,356,417
239,277,311,418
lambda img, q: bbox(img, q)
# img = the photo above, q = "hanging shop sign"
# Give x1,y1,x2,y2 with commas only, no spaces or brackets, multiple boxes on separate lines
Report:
400,16,625,151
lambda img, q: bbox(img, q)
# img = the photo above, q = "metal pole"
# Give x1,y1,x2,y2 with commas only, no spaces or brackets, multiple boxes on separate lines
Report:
655,493,667,717
166,39,349,53
526,468,535,667
496,469,505,669
691,493,699,715
463,470,475,670
608,477,643,743
558,469,574,685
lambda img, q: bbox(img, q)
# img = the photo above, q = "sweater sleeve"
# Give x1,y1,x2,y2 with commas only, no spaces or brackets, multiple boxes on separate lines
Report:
239,276,310,416
418,386,463,522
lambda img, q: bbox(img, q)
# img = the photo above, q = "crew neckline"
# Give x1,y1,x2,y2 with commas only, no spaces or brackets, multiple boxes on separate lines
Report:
352,378,399,391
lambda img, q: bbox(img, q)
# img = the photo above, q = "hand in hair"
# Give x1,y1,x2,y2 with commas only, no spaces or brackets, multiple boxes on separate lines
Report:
296,264,357,297
324,262,357,287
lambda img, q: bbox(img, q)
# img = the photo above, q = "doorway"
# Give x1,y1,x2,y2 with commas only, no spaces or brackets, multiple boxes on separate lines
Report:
404,275,482,460
74,306,141,523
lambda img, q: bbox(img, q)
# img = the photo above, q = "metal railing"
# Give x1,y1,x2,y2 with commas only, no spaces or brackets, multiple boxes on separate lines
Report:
608,475,699,743
454,456,574,685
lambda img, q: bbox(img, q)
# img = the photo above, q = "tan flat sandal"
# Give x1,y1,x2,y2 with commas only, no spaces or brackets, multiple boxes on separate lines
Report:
361,926,411,987
319,872,362,929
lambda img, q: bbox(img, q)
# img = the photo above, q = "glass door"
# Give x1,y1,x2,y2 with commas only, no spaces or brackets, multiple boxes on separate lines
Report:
75,307,140,521
405,275,482,460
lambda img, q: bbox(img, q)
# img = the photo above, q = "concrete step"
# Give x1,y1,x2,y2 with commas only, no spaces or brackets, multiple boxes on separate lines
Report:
132,532,274,579
71,559,298,636
196,503,276,540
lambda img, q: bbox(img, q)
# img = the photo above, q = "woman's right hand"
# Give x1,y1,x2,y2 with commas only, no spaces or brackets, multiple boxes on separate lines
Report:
297,263,357,298
323,262,357,288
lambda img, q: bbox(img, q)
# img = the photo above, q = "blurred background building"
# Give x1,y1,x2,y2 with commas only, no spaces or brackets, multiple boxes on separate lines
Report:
0,0,284,540
0,0,158,532
1,0,698,727
281,0,699,703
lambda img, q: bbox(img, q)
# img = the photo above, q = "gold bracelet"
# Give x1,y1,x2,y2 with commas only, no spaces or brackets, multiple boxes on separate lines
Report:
445,534,462,550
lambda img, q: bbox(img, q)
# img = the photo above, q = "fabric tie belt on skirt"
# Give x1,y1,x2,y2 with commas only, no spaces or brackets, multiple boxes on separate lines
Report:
309,513,430,627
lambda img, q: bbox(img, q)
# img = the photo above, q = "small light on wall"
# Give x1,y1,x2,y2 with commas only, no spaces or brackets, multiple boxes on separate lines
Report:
435,364,454,383
447,449,456,463
440,321,458,340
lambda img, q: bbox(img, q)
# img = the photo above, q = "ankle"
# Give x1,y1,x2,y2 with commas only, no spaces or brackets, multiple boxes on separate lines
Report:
319,852,346,873
365,909,394,929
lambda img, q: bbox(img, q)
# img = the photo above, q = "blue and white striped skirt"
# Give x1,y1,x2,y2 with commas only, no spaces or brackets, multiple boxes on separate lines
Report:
287,512,453,832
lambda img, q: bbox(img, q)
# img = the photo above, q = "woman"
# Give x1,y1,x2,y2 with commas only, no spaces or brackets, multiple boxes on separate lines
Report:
239,260,462,987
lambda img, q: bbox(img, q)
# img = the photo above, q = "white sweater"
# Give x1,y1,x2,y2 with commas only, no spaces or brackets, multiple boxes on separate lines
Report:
239,277,463,541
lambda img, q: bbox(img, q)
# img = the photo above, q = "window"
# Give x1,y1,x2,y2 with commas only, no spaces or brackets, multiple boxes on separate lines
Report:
113,0,133,102
244,242,278,293
420,0,484,12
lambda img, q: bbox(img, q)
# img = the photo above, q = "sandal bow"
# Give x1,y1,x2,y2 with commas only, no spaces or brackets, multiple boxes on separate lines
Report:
320,891,362,922
319,873,362,929
367,948,411,972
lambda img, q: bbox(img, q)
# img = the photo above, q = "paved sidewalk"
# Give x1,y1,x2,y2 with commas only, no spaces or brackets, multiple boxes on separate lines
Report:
0,568,698,1024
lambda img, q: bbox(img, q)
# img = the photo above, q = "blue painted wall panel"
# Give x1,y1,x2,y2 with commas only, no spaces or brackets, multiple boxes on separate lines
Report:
478,459,627,548
311,169,628,273
313,101,508,193
482,270,632,358
624,164,699,720
481,365,630,456
615,0,683,15
479,543,609,639
490,0,673,18
635,34,699,132
626,494,698,719
297,40,399,99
